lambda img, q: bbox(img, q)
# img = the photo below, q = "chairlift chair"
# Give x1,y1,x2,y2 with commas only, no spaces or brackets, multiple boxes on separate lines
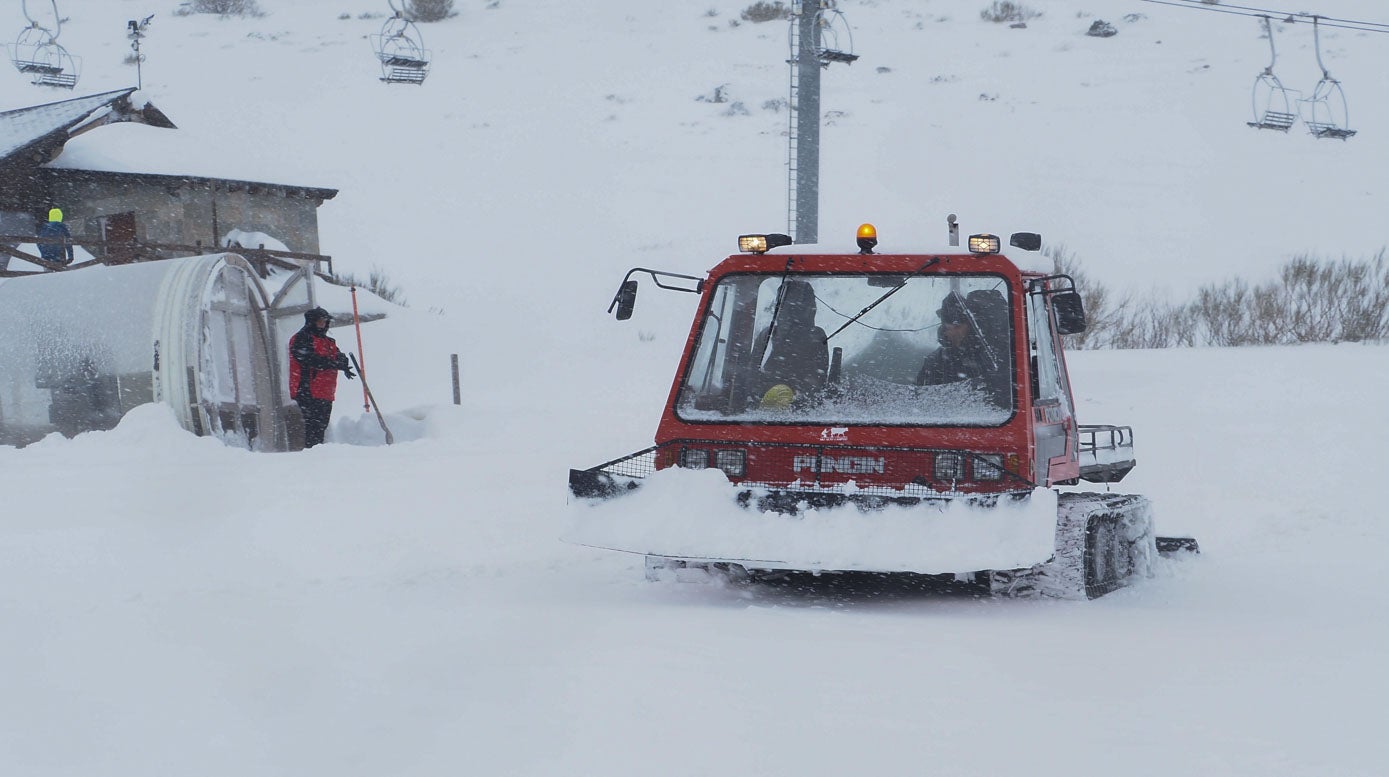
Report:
1247,17,1295,131
1249,72,1296,131
1298,17,1356,140
370,12,430,85
1302,78,1356,139
8,19,79,88
816,1,858,66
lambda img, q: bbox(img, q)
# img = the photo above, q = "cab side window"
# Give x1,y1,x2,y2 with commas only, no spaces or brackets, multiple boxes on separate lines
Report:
1027,290,1064,406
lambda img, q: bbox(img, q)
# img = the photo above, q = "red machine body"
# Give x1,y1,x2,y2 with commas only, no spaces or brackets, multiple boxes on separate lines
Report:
644,249,1084,497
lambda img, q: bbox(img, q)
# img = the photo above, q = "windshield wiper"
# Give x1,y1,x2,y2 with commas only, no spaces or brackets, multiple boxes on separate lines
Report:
825,257,943,340
756,258,796,368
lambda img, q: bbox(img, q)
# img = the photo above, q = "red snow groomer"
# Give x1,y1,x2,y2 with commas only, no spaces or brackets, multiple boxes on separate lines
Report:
569,225,1196,598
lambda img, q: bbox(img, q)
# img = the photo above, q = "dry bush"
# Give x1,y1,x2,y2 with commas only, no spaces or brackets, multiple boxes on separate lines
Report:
1190,252,1389,345
406,0,456,22
980,2,1040,23
1066,250,1389,349
177,0,264,16
742,1,791,23
329,267,407,307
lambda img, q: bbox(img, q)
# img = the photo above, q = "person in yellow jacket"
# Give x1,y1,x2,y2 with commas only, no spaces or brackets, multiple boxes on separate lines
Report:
37,208,75,265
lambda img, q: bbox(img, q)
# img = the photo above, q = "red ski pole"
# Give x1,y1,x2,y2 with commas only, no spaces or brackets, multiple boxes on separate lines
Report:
350,286,370,412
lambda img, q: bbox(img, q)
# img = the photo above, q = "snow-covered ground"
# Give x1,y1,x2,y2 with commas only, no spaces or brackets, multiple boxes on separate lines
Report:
2,1,1387,775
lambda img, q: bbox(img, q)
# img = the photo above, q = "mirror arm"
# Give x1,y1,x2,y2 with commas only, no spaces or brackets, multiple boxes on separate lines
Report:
606,267,705,315
1027,274,1078,296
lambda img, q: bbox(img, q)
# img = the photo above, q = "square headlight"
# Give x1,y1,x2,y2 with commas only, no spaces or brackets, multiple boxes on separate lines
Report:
714,449,746,477
738,235,769,254
934,452,965,482
973,454,1004,481
968,234,1001,254
679,448,709,469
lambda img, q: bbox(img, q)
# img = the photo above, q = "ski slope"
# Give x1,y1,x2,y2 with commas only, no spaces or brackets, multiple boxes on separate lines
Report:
2,1,1387,775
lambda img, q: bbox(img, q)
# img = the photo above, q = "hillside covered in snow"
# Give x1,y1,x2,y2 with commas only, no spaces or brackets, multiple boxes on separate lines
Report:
1,1,1386,775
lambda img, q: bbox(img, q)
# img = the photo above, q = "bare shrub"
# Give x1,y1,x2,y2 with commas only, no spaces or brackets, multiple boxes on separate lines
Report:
1189,252,1389,345
741,1,791,23
406,0,456,22
330,267,407,307
1078,251,1389,349
179,0,265,16
980,2,1040,23
1103,296,1193,349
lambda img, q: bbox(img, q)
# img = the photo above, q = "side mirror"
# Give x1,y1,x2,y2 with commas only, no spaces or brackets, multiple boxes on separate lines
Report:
613,280,639,321
1052,290,1087,335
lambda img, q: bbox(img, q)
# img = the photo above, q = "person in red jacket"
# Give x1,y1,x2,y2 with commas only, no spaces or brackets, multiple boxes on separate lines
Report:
289,307,354,448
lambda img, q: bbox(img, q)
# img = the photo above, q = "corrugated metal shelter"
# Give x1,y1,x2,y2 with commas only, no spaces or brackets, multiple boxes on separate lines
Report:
0,253,319,450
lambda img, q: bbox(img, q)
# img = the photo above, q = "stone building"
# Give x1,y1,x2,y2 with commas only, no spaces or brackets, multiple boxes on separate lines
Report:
0,88,337,268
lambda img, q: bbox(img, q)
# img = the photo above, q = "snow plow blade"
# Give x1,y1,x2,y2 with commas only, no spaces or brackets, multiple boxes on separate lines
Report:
568,467,642,501
567,450,1167,598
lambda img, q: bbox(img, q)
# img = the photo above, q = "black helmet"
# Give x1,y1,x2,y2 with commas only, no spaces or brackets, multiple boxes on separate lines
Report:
937,294,968,326
305,307,332,324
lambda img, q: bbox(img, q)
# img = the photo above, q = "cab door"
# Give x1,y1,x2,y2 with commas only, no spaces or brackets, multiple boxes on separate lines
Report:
1025,285,1078,484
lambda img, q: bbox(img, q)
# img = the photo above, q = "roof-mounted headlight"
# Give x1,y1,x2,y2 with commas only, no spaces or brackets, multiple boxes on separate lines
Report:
968,234,1001,254
738,233,793,254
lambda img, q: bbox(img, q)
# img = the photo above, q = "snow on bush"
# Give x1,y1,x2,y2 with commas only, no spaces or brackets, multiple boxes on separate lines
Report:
741,2,791,23
979,2,1040,23
176,0,265,17
1053,248,1389,348
406,0,456,23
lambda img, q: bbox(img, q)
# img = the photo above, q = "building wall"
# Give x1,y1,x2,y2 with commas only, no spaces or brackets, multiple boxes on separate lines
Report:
45,171,328,255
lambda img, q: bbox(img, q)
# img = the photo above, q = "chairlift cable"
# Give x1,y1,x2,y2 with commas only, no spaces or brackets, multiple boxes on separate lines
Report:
1139,0,1389,34
1162,0,1389,29
1143,0,1358,24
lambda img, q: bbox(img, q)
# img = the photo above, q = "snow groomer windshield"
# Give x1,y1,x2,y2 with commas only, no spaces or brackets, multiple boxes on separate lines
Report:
675,273,1014,426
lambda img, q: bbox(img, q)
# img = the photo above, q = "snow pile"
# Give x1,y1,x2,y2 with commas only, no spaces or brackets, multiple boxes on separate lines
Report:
0,1,1387,776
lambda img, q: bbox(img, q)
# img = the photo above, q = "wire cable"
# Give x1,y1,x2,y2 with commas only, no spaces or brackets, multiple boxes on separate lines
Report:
1139,0,1389,34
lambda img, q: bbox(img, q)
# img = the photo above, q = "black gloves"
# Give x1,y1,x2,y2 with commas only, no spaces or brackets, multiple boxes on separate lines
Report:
335,353,356,379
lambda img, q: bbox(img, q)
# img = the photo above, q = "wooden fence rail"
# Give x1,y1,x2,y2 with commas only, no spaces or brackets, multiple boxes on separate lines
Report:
0,235,333,279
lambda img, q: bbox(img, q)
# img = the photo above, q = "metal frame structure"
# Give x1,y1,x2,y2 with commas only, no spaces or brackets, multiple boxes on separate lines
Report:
787,1,858,244
1299,16,1356,139
370,0,431,85
1247,16,1297,131
8,0,80,89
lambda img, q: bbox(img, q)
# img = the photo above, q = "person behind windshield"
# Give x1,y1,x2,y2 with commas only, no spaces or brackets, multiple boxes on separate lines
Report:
751,279,828,406
916,289,1010,406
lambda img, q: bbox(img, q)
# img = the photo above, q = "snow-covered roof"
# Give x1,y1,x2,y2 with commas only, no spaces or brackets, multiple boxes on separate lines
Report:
766,242,1054,274
45,122,337,198
0,88,174,165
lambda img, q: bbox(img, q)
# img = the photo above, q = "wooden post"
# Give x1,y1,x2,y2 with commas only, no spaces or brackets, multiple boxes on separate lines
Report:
451,354,461,405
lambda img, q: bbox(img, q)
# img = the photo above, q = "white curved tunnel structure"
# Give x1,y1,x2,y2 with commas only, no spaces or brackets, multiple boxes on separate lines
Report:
0,254,307,450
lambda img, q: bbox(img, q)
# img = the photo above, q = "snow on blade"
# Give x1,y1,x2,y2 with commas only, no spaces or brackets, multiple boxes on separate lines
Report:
564,467,1058,573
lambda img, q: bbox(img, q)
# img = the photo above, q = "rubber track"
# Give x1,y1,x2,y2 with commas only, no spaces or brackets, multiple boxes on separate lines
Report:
989,492,1155,600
